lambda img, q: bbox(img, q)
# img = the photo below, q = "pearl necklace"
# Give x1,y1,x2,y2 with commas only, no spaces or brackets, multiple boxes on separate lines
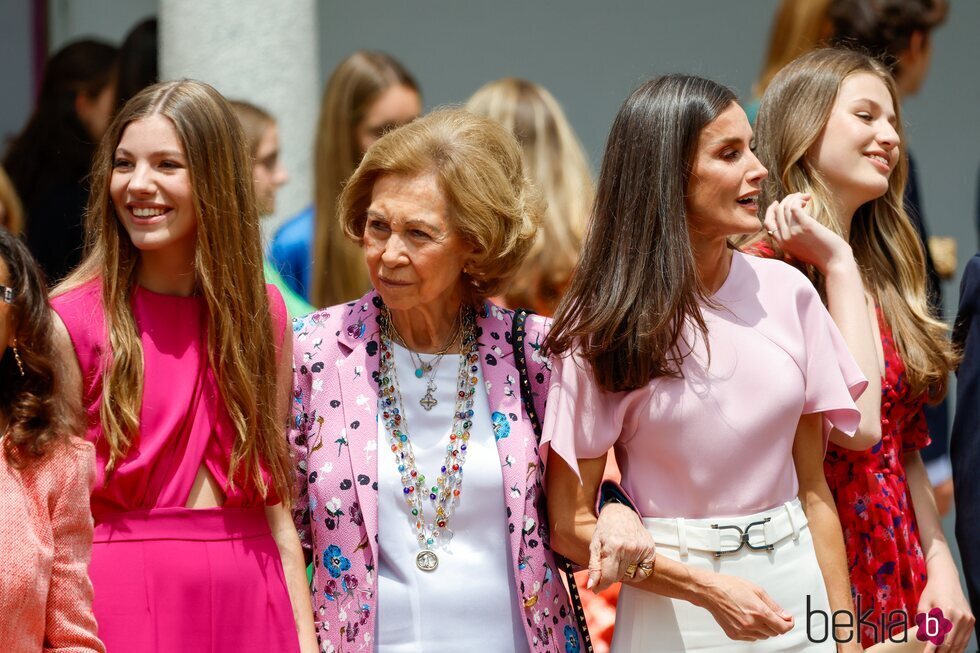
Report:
379,305,479,572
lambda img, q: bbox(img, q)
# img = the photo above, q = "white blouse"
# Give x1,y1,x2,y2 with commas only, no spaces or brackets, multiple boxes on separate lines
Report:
376,343,529,652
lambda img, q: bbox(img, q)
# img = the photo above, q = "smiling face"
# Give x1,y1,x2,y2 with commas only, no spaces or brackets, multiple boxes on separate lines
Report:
110,114,198,256
686,102,769,240
355,84,422,156
363,172,474,313
253,123,288,216
809,72,901,211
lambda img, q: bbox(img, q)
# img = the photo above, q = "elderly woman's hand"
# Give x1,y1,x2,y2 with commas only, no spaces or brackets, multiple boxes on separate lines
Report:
587,503,657,592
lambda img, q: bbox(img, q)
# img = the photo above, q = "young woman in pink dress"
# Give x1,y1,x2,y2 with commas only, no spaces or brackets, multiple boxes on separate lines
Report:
0,228,103,653
50,80,316,652
544,74,869,652
749,48,973,650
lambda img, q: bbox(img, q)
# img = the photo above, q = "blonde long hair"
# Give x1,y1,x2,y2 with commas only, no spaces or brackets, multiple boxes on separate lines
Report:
753,48,955,399
467,78,593,314
311,51,419,308
755,0,834,98
55,80,292,501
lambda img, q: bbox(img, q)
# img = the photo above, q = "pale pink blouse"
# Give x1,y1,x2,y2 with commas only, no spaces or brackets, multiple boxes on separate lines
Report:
543,251,867,518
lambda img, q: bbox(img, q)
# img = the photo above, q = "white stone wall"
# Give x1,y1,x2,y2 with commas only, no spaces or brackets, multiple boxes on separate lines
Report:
160,0,319,241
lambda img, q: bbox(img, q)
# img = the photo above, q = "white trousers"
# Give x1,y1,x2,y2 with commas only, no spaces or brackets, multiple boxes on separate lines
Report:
612,499,836,652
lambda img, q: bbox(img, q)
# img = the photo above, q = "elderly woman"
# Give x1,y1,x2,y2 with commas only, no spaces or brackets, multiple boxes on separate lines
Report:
288,108,586,652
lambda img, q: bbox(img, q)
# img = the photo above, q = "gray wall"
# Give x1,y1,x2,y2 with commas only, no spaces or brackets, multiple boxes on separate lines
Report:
318,0,980,319
0,0,34,146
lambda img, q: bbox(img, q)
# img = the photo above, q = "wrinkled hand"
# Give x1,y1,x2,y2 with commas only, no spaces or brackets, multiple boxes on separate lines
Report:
763,193,852,274
698,573,794,642
586,503,656,592
916,567,974,653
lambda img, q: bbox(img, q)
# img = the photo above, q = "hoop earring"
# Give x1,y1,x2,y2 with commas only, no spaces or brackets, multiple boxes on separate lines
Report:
11,340,25,377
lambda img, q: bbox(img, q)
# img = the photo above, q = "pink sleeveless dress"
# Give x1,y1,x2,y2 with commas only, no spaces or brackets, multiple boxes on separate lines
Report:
52,280,299,653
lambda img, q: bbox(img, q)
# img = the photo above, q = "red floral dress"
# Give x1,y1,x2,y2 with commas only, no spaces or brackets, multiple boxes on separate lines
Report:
743,240,929,648
825,306,929,647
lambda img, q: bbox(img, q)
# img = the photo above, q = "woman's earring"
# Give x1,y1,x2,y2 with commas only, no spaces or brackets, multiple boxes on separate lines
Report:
11,339,25,377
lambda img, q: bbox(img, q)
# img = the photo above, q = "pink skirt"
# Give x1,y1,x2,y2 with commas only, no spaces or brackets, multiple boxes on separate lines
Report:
90,506,300,653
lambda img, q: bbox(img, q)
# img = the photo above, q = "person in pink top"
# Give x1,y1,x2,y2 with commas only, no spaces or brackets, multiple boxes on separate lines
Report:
544,75,870,652
0,228,103,653
49,80,316,652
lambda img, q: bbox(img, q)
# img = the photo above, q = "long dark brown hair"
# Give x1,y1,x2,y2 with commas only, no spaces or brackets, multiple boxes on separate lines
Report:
1,229,78,465
545,75,736,392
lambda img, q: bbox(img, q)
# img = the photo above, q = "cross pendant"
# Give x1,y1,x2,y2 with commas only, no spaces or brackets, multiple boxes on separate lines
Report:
420,391,438,411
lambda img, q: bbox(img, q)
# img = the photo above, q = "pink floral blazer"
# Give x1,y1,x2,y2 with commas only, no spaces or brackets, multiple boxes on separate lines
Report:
288,292,583,653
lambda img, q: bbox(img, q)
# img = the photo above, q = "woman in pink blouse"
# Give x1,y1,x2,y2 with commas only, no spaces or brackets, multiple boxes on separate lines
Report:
544,75,870,652
0,228,103,653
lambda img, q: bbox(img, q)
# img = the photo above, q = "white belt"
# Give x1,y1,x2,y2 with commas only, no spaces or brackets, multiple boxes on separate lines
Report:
641,500,808,558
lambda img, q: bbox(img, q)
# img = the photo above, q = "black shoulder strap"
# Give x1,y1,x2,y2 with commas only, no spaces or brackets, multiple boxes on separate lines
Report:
512,308,594,653
512,308,543,437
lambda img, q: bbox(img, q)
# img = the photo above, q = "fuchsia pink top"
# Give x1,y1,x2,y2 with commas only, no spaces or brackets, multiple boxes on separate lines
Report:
52,280,286,518
51,279,299,653
543,251,868,518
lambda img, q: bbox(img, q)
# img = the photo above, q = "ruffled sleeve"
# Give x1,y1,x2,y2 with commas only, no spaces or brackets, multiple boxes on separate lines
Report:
541,350,627,480
797,282,868,442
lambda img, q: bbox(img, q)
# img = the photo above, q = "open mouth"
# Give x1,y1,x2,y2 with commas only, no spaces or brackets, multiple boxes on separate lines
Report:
865,153,890,172
126,204,172,224
735,193,759,211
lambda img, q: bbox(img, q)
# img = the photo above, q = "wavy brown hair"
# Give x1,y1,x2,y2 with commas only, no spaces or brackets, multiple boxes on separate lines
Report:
55,80,292,501
311,51,420,308
1,228,79,466
750,48,955,399
545,75,736,392
467,78,594,314
338,107,540,303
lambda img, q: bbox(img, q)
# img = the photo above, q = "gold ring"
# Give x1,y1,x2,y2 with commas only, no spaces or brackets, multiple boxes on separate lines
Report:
624,562,638,579
637,561,654,572
766,229,775,237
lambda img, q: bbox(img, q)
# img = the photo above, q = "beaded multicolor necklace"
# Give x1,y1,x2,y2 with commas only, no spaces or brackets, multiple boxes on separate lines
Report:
378,305,480,572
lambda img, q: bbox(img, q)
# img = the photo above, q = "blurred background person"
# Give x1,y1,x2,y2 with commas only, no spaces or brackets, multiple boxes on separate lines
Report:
269,50,422,306
952,251,980,643
467,77,593,316
231,99,313,318
746,0,834,125
0,168,25,236
0,227,103,653
467,75,609,645
2,39,117,284
115,17,159,112
830,0,955,515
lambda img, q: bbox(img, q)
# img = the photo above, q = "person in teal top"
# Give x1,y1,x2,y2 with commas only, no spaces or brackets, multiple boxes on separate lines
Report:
230,100,314,318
